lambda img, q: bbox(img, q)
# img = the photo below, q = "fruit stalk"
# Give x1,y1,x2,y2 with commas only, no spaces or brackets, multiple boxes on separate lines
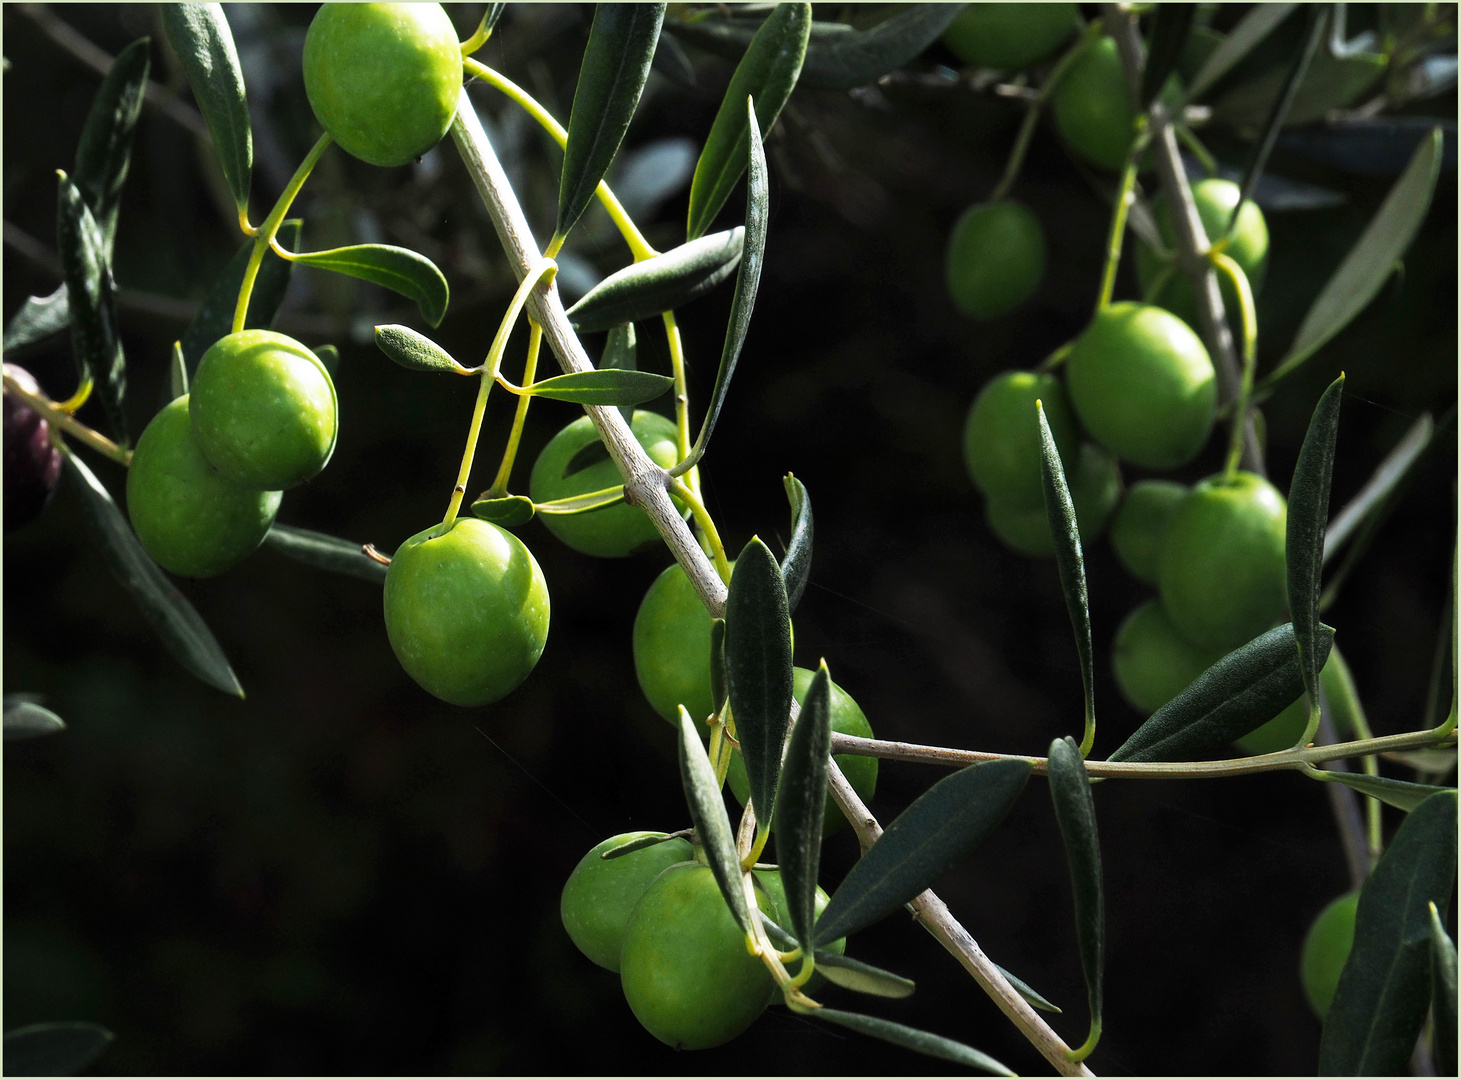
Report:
486,320,543,497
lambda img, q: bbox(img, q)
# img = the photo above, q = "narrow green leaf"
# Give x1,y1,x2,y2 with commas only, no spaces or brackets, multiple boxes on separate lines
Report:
1429,902,1457,1078
1288,375,1345,707
1311,771,1455,814
263,524,388,584
601,831,680,859
815,759,1031,946
160,3,252,212
3,1022,113,1077
683,101,768,468
677,706,752,934
1142,5,1196,108
1320,790,1457,1075
1108,623,1335,762
178,219,301,373
524,369,672,406
532,487,623,516
3,286,70,354
652,29,699,87
56,173,127,443
291,244,448,327
61,447,243,697
472,494,538,527
74,37,149,253
995,963,1062,1013
1324,412,1435,563
798,4,966,90
773,662,832,950
567,228,744,333
1213,39,1386,133
600,322,638,425
781,474,813,613
1048,736,1104,1048
1187,3,1298,100
373,324,470,375
813,1009,1015,1077
815,951,916,998
710,618,728,718
1267,128,1441,386
168,341,188,401
726,537,795,831
667,12,855,61
556,3,667,243
162,3,252,211
3,696,67,740
685,2,810,240
1037,403,1094,749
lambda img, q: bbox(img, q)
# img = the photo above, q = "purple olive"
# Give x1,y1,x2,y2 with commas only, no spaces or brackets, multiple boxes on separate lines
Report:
4,363,63,532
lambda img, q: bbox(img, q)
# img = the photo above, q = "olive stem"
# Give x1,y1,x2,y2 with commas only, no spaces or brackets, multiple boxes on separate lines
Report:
661,311,701,498
486,319,543,497
1175,124,1219,178
55,375,93,414
458,12,493,56
1095,141,1142,314
462,58,657,263
232,131,333,334
1210,251,1258,480
6,374,132,467
669,476,732,584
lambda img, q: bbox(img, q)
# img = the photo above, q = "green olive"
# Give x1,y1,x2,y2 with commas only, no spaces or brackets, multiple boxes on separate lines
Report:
620,862,772,1049
303,3,463,167
632,561,718,725
126,397,282,578
1111,600,1223,716
383,517,550,706
560,833,695,972
941,3,1078,71
189,330,338,490
1109,480,1188,586
1135,178,1270,328
962,370,1079,511
984,442,1123,558
1051,37,1155,172
1158,472,1287,653
528,410,687,558
1064,301,1216,470
945,200,1046,321
1300,891,1359,1019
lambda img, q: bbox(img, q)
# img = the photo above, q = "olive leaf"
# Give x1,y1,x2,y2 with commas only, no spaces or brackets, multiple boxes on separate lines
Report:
815,952,916,998
781,474,813,613
373,325,472,375
534,486,627,516
1287,375,1345,710
3,286,71,355
161,3,252,213
1047,737,1103,1056
3,696,67,741
1213,34,1387,133
1320,790,1457,1075
600,831,684,860
771,662,832,951
709,618,728,718
178,219,301,373
56,173,127,444
291,244,449,327
523,369,672,406
3,1022,113,1078
60,446,243,698
600,322,638,424
472,494,537,527
1429,902,1458,1078
677,707,752,935
168,341,188,401
74,37,150,255
995,963,1062,1013
1141,4,1196,109
555,3,666,246
685,2,810,240
263,524,388,584
1038,402,1094,751
797,4,966,90
1310,771,1455,814
566,228,744,332
1187,3,1297,100
811,1009,1014,1077
814,759,1031,946
1108,623,1334,763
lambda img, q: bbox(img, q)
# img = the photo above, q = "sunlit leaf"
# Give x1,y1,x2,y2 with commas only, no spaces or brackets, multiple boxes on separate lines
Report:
567,228,744,333
291,244,448,327
472,494,538,527
995,963,1062,1013
816,951,916,998
677,707,751,934
373,324,470,375
3,696,66,740
1312,771,1454,814
3,286,70,355
524,369,672,406
263,524,388,584
161,3,252,211
532,487,623,516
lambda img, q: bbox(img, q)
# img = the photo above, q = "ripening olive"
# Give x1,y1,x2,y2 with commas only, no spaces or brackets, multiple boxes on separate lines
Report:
3,364,62,531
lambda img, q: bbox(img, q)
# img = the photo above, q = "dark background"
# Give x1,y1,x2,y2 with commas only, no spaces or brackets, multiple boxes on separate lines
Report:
4,4,1456,1075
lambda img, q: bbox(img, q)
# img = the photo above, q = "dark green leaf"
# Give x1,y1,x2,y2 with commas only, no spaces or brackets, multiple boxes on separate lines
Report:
178,220,301,373
4,286,71,355
815,951,916,998
263,524,388,584
74,37,150,254
61,447,243,697
798,4,966,90
1038,403,1094,747
726,537,794,832
1187,3,1298,100
685,2,810,240
1109,623,1334,762
683,100,768,469
1048,736,1103,1046
812,1009,1014,1076
1266,128,1441,386
1142,5,1196,108
161,3,252,212
1288,375,1345,707
710,618,728,717
555,3,666,243
1325,412,1434,563
677,707,752,934
815,759,1031,946
1429,902,1457,1077
3,696,66,740
525,369,672,406
532,488,624,516
567,228,744,332
3,1022,113,1077
56,174,127,443
373,324,470,375
994,963,1062,1013
600,322,638,424
472,494,538,526
1213,31,1386,132
1312,771,1455,814
781,474,813,612
563,438,612,478
292,244,448,327
652,29,698,88
168,341,188,401
1320,790,1457,1075
772,662,832,949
